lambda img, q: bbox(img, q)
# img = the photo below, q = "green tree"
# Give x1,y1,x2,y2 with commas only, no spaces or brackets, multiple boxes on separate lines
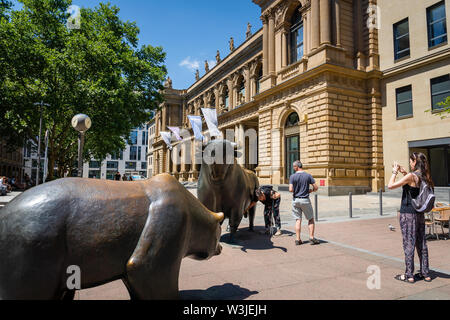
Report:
0,0,166,179
433,96,450,119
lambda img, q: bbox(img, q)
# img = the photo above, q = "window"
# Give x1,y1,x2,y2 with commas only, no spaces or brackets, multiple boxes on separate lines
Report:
290,9,304,64
427,1,447,48
89,161,101,169
396,85,413,118
286,112,300,127
393,18,410,60
111,150,123,161
88,170,100,179
138,146,142,161
142,131,148,145
125,162,136,170
238,81,245,105
224,91,229,109
129,131,138,145
130,146,137,161
141,162,147,170
107,161,118,169
431,74,450,110
106,171,116,180
255,66,262,95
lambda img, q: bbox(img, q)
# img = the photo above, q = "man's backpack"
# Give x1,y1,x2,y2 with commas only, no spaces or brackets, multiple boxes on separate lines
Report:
411,173,435,213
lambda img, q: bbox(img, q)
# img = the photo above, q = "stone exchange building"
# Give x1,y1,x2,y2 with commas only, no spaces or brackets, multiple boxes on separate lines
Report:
151,0,386,196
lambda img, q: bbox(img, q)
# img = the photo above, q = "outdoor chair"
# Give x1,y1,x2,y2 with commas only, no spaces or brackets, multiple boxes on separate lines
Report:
425,211,438,240
431,207,450,240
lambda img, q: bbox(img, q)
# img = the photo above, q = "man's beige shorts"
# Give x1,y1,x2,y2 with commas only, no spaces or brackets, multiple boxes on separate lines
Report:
292,198,314,221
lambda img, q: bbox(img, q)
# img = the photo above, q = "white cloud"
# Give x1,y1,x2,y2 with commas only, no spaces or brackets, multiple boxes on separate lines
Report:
179,57,200,72
208,60,217,69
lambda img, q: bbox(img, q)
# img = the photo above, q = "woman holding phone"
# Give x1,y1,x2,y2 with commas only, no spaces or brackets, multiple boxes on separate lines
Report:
388,152,434,283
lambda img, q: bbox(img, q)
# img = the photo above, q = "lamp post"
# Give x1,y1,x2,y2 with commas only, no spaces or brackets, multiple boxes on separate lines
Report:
34,101,50,186
71,114,92,178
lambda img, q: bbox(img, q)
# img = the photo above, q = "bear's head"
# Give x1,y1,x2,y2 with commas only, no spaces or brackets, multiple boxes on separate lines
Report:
188,211,224,261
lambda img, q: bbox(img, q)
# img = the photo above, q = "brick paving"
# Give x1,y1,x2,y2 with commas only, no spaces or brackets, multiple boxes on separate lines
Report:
2,187,448,300
77,189,450,300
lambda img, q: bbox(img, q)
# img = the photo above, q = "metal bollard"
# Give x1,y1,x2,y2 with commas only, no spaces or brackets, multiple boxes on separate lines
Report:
379,188,383,216
349,192,353,218
314,193,318,221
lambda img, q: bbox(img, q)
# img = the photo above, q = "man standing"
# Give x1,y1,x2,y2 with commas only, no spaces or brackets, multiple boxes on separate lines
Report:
289,160,320,245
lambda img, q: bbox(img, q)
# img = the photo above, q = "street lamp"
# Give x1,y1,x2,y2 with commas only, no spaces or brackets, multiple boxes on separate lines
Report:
34,101,50,186
71,114,92,178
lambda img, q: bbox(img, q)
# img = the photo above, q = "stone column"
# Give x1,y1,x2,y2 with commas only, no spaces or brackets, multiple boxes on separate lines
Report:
161,107,167,132
355,0,366,70
320,0,331,45
262,15,269,76
166,148,171,175
311,0,320,50
334,0,341,46
303,12,309,55
250,75,257,98
227,79,234,110
244,67,251,103
214,87,220,113
281,28,288,67
268,11,275,74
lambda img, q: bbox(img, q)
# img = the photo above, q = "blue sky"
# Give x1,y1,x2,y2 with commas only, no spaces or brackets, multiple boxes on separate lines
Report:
15,0,263,89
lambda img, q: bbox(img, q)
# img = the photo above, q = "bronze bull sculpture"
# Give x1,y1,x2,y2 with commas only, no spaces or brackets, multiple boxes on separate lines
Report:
198,139,259,243
0,174,224,300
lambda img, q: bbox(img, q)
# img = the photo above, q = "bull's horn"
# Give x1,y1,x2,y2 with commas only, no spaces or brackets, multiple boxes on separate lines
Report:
210,211,224,223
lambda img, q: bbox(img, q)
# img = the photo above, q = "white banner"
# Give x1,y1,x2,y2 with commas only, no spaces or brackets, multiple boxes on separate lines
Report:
188,115,204,141
167,126,183,141
160,131,173,150
201,108,222,138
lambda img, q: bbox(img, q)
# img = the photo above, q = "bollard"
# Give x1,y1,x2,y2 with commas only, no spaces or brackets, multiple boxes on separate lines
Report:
349,192,353,218
314,193,318,221
379,188,383,216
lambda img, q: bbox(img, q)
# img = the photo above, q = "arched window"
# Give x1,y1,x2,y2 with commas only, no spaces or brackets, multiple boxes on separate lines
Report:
255,64,263,94
285,112,300,181
285,112,300,127
238,78,245,105
290,8,304,64
224,88,229,110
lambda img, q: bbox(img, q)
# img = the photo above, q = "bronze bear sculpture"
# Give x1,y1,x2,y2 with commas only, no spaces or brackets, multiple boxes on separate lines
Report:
0,174,224,300
198,139,259,243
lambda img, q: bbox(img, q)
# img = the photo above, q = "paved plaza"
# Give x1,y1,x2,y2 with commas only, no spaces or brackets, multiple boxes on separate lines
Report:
74,188,450,300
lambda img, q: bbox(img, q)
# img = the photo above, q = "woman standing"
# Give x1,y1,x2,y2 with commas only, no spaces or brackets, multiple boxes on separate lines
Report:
388,152,434,283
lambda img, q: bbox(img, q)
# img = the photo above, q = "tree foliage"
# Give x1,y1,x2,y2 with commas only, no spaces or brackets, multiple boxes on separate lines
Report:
0,0,166,179
434,96,450,119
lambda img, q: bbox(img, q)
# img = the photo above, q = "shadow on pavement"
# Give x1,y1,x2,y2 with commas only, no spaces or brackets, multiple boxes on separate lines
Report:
429,270,450,281
220,226,289,253
180,283,258,300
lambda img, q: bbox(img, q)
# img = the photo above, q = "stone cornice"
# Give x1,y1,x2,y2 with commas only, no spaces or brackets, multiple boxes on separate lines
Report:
254,63,382,102
185,32,263,102
382,47,450,79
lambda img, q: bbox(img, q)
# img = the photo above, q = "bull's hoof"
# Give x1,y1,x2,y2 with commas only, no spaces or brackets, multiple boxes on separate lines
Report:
248,227,254,232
